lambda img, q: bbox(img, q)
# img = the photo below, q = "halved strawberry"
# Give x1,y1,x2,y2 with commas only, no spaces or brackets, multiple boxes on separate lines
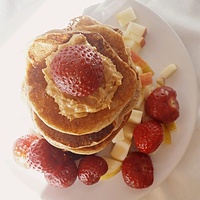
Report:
50,45,104,97
122,151,154,189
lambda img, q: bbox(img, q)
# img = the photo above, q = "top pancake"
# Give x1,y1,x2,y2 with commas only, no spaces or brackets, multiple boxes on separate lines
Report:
66,16,128,63
24,16,140,135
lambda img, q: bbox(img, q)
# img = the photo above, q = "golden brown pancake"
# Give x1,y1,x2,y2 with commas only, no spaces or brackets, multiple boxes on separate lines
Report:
25,31,139,135
32,111,131,155
65,112,131,155
66,16,129,63
27,30,71,66
23,15,141,154
33,112,115,149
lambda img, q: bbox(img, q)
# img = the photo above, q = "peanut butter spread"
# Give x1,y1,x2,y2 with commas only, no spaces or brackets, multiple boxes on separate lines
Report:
43,34,123,120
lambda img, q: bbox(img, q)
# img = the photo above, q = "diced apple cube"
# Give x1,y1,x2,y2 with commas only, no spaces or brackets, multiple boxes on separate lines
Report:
130,50,154,74
123,37,133,47
110,138,132,161
112,129,125,143
157,77,165,86
128,109,143,124
126,21,147,37
130,40,142,53
134,93,144,111
123,122,135,141
136,66,143,75
160,64,178,79
123,31,145,47
134,93,144,109
140,72,153,86
142,85,154,99
116,7,137,27
139,100,145,113
123,38,141,53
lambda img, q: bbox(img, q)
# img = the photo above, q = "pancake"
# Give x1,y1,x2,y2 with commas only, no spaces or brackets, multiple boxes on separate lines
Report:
66,16,129,63
33,111,115,149
27,30,71,66
57,112,131,155
32,111,131,155
66,15,123,37
25,31,139,135
23,15,141,155
31,92,134,149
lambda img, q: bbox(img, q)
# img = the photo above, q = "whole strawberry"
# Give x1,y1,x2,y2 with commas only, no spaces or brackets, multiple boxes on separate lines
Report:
133,120,164,154
44,155,78,188
122,151,154,189
78,155,108,185
12,134,39,168
50,44,104,97
145,86,179,124
27,138,61,173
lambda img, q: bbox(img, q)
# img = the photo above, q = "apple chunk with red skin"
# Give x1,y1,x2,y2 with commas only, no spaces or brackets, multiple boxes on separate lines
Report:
126,21,147,37
139,72,153,86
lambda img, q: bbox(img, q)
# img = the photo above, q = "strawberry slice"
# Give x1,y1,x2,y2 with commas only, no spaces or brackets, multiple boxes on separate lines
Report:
122,151,154,189
50,45,104,97
133,120,164,154
145,86,180,124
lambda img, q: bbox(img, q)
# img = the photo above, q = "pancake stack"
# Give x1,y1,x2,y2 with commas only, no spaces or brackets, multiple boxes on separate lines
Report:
23,16,141,155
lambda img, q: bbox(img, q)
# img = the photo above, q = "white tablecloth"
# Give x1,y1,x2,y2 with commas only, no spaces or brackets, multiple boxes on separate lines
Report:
1,0,199,199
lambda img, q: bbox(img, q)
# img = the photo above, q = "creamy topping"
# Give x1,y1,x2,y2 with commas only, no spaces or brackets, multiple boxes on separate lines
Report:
43,34,122,120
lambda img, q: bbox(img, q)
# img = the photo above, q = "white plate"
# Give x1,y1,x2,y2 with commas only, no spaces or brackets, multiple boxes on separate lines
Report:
1,0,198,200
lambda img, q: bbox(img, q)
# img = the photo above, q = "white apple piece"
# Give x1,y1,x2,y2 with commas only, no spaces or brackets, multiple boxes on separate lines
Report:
123,122,135,141
142,85,154,99
123,38,141,53
159,64,178,79
128,109,143,124
137,100,145,116
134,93,144,110
136,66,143,75
100,157,122,180
116,7,137,27
110,138,132,162
112,129,125,143
157,77,165,86
123,31,145,47
126,21,147,37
